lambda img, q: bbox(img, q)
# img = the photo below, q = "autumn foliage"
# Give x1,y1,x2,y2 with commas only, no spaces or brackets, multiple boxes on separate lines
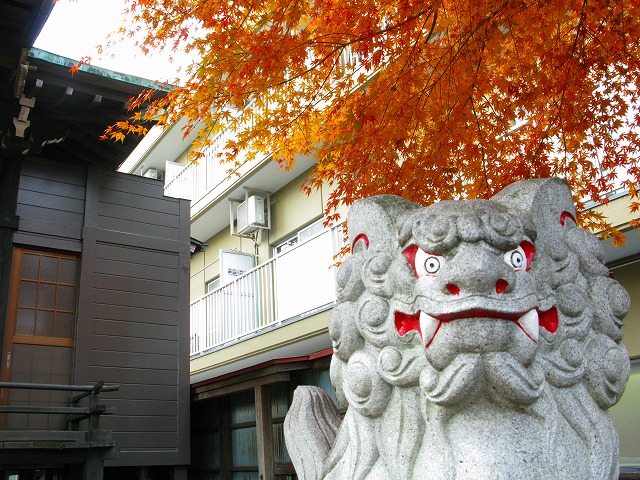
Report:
106,0,640,240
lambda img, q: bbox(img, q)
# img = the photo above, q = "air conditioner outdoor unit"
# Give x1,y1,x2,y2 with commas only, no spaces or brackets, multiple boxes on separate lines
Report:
237,195,267,235
143,168,158,179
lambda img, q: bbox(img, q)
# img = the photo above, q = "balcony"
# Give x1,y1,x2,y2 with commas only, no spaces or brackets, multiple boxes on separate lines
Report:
163,131,317,243
163,128,268,205
189,223,345,358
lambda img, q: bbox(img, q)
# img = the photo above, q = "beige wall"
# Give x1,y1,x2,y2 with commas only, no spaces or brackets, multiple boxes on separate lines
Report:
190,309,331,379
190,250,206,300
175,146,190,165
588,193,639,357
611,360,640,464
611,262,640,359
190,229,252,300
606,224,640,463
269,170,324,244
591,194,634,230
609,259,640,464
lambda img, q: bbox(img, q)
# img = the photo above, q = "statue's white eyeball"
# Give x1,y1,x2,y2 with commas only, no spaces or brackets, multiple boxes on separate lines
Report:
504,246,526,271
416,248,444,277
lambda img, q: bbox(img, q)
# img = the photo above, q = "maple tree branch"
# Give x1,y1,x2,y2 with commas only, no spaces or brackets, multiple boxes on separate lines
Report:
531,0,589,165
424,8,439,44
278,57,338,130
270,5,436,90
276,0,302,50
310,5,436,49
570,0,589,59
374,8,439,137
353,2,496,139
420,3,507,106
470,95,489,192
107,0,640,234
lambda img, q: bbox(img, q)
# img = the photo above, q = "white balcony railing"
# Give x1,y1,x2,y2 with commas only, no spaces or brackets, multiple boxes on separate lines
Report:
190,223,346,357
164,130,238,202
164,101,264,204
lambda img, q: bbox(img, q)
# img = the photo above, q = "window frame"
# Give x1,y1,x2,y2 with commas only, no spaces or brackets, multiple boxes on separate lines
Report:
7,248,79,348
273,219,324,256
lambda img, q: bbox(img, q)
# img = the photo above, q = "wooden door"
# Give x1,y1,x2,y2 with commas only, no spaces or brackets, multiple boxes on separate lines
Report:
1,248,78,429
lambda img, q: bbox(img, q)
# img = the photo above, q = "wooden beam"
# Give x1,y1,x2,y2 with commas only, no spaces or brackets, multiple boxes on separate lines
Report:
193,360,311,396
194,372,290,401
89,94,103,109
0,153,21,392
220,397,232,480
31,105,130,125
255,384,274,480
24,77,43,97
26,66,153,103
53,86,74,107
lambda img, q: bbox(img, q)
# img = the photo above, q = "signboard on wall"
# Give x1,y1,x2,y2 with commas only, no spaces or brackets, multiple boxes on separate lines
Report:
220,249,256,285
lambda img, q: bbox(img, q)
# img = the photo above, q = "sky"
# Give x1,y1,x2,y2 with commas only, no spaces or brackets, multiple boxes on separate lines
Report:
34,0,189,81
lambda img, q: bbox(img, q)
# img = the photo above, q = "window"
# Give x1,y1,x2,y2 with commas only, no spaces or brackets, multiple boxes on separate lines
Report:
207,277,221,293
191,386,298,480
10,248,79,347
273,220,324,255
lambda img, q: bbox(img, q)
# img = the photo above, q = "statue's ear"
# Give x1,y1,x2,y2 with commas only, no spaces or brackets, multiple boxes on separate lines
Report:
348,195,420,253
491,178,577,241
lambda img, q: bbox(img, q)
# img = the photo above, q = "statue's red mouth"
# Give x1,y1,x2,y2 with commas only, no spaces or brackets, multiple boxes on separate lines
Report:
395,307,558,348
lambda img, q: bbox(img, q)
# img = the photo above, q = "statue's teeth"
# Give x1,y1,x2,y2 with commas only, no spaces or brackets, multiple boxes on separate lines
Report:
420,311,441,347
517,309,539,342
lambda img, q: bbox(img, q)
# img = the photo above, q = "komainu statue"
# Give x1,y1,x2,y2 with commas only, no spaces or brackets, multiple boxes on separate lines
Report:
284,178,631,480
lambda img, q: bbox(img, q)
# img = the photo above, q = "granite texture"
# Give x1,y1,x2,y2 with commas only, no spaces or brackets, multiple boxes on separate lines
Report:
284,178,630,480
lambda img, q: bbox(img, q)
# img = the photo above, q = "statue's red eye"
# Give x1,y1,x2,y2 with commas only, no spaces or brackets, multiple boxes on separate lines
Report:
504,241,535,271
418,250,443,276
504,247,526,270
520,240,535,270
403,245,444,278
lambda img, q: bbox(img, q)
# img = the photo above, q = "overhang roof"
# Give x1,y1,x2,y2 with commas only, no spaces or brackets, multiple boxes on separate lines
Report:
0,0,165,169
0,0,52,69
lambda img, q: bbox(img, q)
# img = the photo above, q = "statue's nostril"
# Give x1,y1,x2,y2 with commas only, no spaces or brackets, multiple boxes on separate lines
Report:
495,279,509,294
446,283,460,295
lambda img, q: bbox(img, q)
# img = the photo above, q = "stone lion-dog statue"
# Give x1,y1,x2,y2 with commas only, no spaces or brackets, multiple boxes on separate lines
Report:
284,178,630,480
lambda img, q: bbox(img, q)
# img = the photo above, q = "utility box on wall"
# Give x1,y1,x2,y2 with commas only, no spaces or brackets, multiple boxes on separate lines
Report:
237,195,267,235
230,191,271,237
220,249,256,285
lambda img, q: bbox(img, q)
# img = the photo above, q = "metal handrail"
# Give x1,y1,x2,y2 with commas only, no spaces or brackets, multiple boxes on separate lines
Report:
0,381,119,393
0,380,119,431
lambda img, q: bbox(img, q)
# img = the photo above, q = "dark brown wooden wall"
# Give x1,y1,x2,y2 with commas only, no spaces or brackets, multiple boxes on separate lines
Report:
6,344,73,430
12,158,190,467
76,167,190,467
14,157,86,252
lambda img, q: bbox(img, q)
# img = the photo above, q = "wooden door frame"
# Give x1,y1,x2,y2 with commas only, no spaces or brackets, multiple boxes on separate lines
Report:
0,248,23,428
1,248,78,405
1,247,23,389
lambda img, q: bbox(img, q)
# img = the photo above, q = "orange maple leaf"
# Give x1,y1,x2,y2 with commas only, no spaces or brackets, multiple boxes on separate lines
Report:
99,0,640,241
